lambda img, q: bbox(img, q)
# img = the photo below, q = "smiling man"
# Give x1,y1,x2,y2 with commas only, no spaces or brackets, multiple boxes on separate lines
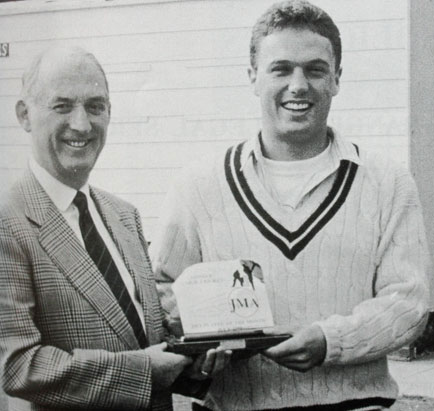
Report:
17,47,110,190
248,25,340,160
0,46,230,411
151,1,430,410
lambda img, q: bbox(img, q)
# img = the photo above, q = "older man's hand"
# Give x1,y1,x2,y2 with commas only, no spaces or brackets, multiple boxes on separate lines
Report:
185,348,232,380
262,325,326,372
147,342,193,391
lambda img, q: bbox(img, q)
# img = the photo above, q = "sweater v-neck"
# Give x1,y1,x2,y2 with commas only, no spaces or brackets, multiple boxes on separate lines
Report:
224,133,360,260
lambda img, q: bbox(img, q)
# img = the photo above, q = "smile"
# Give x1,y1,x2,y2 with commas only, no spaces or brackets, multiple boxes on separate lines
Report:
65,140,90,148
281,101,312,111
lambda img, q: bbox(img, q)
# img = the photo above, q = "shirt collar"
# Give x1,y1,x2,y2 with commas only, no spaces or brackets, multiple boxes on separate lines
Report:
29,157,90,212
328,127,363,166
240,127,363,171
239,134,261,171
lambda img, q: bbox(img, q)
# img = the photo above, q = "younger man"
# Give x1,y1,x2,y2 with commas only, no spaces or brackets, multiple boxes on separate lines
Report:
151,1,429,409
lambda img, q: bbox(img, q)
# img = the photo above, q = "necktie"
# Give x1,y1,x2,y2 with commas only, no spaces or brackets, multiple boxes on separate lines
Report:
73,191,148,348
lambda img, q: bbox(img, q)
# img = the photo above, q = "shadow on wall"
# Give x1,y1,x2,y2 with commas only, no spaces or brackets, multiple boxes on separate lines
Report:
415,311,434,355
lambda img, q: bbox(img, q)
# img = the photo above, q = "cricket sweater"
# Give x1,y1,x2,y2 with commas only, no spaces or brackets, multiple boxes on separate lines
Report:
151,130,430,410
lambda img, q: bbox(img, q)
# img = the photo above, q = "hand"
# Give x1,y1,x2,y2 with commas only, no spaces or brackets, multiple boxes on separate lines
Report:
146,342,192,390
185,348,232,380
262,325,326,372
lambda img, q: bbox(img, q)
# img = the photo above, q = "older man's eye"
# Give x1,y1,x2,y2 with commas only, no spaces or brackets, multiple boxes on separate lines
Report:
271,65,290,75
53,103,72,114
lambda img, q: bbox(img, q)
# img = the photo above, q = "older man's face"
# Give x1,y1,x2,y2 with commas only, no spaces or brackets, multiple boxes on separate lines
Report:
24,53,110,188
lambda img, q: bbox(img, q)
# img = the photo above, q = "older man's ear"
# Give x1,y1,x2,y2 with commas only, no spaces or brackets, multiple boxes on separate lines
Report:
16,100,32,133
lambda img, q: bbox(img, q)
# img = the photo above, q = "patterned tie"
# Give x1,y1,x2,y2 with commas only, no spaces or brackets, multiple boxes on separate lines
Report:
73,191,148,348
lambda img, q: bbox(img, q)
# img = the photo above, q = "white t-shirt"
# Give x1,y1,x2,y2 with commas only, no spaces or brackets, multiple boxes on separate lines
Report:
260,142,334,209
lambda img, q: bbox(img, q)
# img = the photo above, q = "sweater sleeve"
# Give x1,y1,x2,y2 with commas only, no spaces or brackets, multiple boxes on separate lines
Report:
316,166,430,365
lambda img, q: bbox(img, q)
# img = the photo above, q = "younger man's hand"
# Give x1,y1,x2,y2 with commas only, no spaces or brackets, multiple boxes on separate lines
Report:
262,325,326,372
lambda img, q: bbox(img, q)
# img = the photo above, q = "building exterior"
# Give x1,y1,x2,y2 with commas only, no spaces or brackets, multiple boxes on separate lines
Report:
0,0,433,303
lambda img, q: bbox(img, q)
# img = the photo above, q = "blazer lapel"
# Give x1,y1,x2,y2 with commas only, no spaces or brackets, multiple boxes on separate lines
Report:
91,188,159,345
20,172,139,350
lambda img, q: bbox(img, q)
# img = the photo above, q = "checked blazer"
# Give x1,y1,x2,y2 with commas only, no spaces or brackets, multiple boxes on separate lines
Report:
0,170,173,411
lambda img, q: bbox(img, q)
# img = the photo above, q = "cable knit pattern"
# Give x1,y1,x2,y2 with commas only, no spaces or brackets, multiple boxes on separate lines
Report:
151,133,430,410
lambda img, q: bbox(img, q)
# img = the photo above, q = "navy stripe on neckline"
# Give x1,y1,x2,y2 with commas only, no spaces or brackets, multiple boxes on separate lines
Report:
225,146,295,260
225,141,359,260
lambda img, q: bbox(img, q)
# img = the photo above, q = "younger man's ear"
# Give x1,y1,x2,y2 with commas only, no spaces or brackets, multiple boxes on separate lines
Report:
332,67,343,96
15,100,31,132
247,66,259,96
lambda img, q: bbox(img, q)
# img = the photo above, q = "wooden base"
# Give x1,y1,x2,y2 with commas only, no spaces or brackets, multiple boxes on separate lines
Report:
166,333,291,355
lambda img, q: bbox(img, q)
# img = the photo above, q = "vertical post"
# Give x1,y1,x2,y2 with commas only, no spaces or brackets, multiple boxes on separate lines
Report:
409,0,434,307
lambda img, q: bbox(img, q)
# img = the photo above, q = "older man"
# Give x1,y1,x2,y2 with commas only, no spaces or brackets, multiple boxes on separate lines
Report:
0,46,229,411
151,1,430,410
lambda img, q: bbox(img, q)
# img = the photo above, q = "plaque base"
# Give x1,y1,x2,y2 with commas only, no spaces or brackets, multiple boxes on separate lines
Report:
166,331,291,355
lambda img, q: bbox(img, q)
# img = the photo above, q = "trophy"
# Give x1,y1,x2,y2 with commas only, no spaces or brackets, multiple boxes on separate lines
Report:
166,260,291,355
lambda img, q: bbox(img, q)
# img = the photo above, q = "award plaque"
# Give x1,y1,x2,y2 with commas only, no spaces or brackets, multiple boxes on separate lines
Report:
166,260,291,355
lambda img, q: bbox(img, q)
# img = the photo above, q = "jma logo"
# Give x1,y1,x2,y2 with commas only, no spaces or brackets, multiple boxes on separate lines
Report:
228,288,259,317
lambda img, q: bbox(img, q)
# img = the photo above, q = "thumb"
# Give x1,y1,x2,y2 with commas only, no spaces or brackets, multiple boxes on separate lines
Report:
152,342,168,352
264,335,298,358
181,354,193,366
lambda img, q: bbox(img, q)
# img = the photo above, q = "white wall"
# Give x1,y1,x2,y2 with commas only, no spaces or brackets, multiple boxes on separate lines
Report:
0,0,409,239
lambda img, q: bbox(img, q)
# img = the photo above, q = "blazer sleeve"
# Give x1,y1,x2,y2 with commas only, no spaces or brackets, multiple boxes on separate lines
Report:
0,217,154,410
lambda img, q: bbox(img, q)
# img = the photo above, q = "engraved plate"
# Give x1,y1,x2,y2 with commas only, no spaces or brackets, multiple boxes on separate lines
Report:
219,339,247,350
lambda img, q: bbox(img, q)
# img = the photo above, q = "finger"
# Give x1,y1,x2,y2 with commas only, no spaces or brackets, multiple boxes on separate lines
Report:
223,349,232,366
200,348,217,375
269,352,310,364
159,342,168,351
193,352,206,365
270,350,320,372
210,349,232,375
275,360,314,372
145,342,167,353
262,326,292,336
263,337,301,358
177,353,193,367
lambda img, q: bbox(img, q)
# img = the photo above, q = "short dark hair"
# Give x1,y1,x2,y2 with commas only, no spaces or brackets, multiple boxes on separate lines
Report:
250,0,341,71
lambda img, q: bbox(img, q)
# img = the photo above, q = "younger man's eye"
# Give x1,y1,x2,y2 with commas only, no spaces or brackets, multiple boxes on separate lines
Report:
308,67,326,75
86,102,108,115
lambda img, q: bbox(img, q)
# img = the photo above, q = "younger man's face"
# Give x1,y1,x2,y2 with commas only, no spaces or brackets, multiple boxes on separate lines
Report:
249,27,341,145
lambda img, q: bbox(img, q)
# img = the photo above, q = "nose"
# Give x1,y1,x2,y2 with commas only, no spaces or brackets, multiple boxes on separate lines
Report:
69,105,92,133
288,67,308,95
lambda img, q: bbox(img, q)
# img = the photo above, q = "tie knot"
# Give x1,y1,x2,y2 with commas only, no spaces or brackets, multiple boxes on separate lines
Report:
73,191,88,214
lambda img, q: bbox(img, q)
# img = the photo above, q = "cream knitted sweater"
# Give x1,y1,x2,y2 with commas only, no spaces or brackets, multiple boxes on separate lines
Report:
151,132,429,410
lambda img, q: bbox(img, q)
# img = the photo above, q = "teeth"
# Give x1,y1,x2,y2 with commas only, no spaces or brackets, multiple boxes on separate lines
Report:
283,102,310,111
67,141,87,148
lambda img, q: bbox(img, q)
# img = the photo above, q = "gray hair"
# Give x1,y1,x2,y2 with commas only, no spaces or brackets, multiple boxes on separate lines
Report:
20,46,109,101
